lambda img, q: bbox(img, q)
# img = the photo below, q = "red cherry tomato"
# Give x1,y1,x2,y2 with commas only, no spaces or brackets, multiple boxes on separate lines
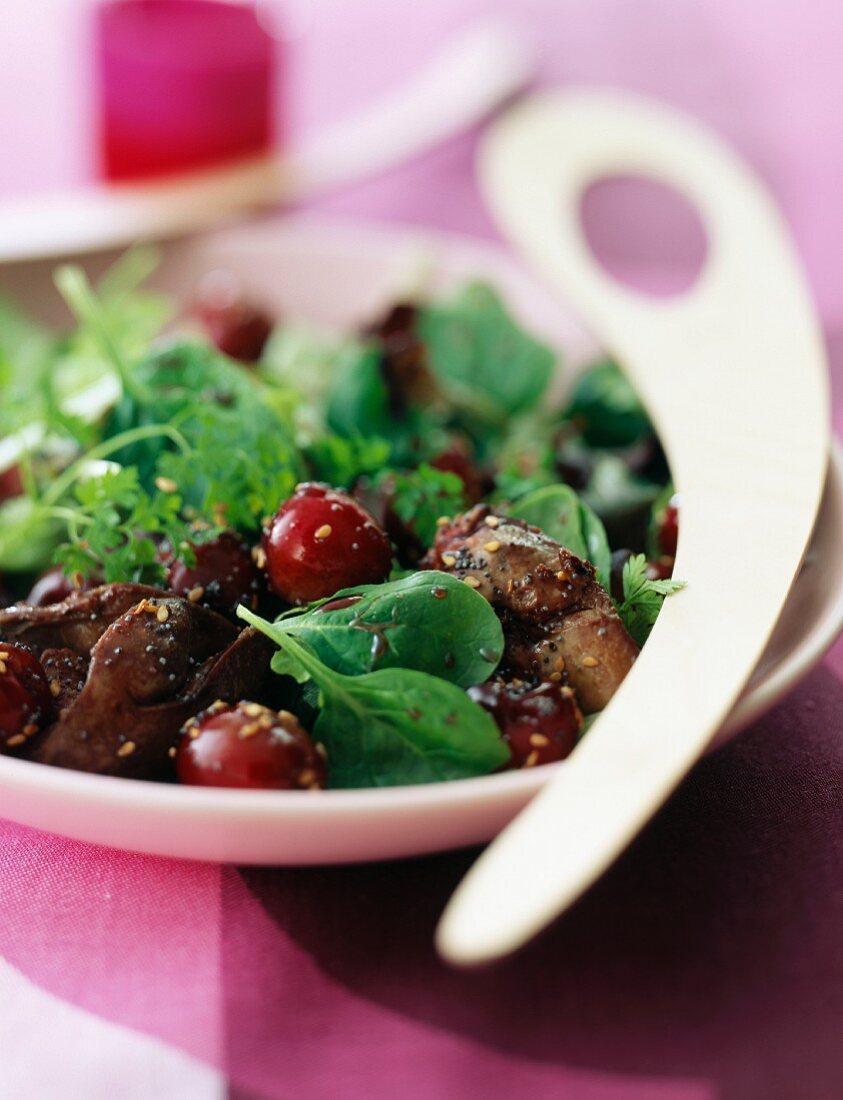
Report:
429,439,485,503
194,272,272,363
468,679,582,768
176,701,326,790
26,568,98,607
263,484,393,605
166,531,262,616
0,465,23,502
657,495,680,559
0,644,53,754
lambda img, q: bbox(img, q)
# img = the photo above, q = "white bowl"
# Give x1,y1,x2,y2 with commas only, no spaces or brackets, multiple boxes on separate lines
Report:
1,215,841,864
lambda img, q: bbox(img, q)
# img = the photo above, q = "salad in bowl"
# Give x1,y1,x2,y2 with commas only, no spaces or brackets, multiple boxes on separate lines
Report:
0,250,682,792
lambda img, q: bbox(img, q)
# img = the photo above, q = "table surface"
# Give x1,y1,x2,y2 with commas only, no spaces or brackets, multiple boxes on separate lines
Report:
0,2,842,1098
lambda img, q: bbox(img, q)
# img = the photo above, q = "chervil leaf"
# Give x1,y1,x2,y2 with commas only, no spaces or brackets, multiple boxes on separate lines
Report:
616,553,685,645
373,464,467,548
304,433,391,489
55,467,196,585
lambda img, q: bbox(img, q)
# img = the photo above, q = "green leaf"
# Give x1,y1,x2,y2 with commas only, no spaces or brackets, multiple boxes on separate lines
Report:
417,282,555,429
564,359,651,448
616,553,686,646
53,466,196,585
325,343,435,465
272,570,503,687
510,484,612,584
304,433,391,489
0,496,62,573
239,608,508,788
373,464,467,548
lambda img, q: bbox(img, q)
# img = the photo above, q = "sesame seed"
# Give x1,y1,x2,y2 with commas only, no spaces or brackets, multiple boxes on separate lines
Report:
441,554,457,568
155,476,178,494
484,540,501,553
49,680,61,698
436,516,451,527
298,769,316,788
187,586,205,603
314,524,332,540
315,742,327,759
239,722,260,739
556,571,567,582
548,671,562,682
278,709,296,723
530,733,550,748
582,656,600,668
555,656,566,672
168,747,177,758
252,546,267,569
116,741,136,758
22,723,38,737
243,703,263,717
463,576,481,589
156,605,170,623
0,662,6,675
0,651,8,660
525,750,540,767
486,516,500,528
6,734,26,748
189,727,200,739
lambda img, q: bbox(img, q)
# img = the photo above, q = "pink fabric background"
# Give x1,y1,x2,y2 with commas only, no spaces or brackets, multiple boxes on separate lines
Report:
0,2,841,1098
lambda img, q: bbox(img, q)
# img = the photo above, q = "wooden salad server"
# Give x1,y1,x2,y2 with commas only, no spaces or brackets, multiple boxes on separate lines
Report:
436,90,831,965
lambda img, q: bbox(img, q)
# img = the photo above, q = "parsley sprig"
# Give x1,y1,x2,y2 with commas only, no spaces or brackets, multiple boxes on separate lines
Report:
373,463,467,547
53,466,198,585
616,553,685,646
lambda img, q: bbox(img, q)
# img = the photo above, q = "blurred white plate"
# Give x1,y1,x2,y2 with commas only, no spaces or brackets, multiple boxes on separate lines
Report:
0,216,841,863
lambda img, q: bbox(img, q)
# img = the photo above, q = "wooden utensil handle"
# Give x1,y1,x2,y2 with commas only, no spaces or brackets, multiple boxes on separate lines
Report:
436,90,829,966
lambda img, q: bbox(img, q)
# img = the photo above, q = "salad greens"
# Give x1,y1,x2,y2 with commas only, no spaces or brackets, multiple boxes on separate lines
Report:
417,282,555,435
509,484,612,585
617,554,686,646
0,253,686,790
372,464,467,547
268,571,504,687
563,357,652,448
239,605,508,788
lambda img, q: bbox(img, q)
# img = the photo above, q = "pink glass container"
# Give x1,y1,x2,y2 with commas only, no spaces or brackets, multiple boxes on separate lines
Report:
95,0,277,181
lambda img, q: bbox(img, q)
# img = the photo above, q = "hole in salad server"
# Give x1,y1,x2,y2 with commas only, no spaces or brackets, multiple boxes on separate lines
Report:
579,175,708,298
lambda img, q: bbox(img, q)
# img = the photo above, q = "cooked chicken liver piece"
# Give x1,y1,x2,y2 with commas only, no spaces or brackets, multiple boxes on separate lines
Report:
0,584,173,657
423,505,638,713
40,648,90,714
31,594,273,779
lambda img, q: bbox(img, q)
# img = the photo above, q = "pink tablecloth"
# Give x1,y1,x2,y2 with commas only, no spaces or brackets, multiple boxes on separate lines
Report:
1,3,842,1098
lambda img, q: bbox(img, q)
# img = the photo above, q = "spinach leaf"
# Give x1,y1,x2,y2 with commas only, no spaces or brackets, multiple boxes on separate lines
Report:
238,608,509,788
325,343,436,466
564,359,651,448
270,571,503,687
417,282,555,429
510,484,612,584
